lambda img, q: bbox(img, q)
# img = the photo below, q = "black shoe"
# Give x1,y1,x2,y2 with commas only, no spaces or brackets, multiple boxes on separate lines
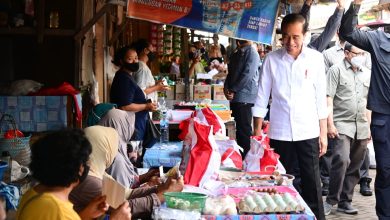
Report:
337,202,358,215
322,183,329,196
360,178,373,196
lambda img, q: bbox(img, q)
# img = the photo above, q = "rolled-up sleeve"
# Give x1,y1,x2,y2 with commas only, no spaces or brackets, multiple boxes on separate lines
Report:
314,55,328,119
252,57,271,118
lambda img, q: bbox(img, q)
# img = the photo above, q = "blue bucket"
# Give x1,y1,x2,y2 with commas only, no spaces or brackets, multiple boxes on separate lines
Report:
0,161,8,181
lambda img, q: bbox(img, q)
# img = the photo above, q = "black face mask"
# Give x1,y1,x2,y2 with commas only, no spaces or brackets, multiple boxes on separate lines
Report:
188,52,195,60
123,62,139,72
200,48,206,54
147,52,156,62
211,57,223,64
79,163,90,183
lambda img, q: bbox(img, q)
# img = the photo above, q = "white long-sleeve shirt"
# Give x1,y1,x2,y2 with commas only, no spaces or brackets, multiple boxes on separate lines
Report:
252,47,328,141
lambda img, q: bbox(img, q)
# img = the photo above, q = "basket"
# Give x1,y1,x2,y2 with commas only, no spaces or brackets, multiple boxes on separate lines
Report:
0,114,31,166
164,192,207,212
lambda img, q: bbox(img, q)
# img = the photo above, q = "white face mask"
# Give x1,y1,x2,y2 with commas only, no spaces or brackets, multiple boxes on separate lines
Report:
350,55,365,69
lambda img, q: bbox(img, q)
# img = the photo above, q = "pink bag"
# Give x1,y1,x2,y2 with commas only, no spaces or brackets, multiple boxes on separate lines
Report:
183,119,221,187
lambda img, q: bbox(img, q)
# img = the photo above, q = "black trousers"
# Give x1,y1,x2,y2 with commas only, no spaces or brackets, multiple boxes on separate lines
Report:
230,102,253,158
270,138,325,220
371,112,390,219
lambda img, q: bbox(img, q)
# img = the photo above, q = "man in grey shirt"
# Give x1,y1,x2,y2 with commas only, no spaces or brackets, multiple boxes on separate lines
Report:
322,36,373,197
339,0,390,218
324,43,371,216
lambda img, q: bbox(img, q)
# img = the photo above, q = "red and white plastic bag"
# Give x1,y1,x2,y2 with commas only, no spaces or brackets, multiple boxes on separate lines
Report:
244,135,280,172
183,119,221,187
216,139,243,170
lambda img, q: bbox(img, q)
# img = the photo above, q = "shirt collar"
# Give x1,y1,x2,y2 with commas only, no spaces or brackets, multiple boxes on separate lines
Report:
335,42,344,51
280,46,308,60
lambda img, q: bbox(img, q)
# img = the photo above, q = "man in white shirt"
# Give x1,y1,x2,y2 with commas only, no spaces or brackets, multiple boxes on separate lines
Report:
252,13,327,220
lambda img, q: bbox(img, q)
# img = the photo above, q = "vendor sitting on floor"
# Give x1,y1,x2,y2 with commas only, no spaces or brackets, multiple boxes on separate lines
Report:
16,129,130,220
70,126,184,220
98,108,161,188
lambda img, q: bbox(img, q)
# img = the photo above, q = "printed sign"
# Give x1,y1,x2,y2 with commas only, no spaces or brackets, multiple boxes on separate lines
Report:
127,0,279,45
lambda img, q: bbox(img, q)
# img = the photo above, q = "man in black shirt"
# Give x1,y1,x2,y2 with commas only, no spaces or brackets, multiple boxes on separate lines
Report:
339,0,390,219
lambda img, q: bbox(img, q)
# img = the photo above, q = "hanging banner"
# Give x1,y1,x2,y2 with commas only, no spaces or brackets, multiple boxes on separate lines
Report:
127,0,279,45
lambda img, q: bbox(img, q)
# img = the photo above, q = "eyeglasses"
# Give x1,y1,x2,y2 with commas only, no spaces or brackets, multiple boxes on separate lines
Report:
349,51,364,56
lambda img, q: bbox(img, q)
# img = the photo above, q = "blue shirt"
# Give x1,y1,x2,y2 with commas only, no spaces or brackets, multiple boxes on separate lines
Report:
225,44,260,104
110,70,148,140
340,4,390,115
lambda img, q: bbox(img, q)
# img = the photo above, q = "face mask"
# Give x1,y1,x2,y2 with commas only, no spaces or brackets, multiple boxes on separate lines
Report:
123,62,139,72
188,52,195,59
350,55,365,69
210,57,223,64
147,52,156,62
79,163,90,183
200,48,206,54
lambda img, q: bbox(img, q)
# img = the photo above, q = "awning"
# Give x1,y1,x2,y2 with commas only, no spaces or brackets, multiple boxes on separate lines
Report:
126,0,279,45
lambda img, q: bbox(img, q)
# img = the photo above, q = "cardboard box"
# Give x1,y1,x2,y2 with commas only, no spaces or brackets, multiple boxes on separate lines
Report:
193,85,211,100
175,84,193,101
165,85,175,100
213,85,227,100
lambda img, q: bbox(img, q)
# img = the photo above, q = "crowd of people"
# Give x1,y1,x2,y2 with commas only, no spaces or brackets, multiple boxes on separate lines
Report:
11,0,390,219
225,0,389,219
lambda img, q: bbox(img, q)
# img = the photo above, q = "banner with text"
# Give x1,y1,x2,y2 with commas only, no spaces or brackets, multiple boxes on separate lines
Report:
127,0,279,45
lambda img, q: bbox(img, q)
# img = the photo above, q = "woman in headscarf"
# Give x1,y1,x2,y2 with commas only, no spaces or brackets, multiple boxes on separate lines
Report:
98,108,159,188
69,126,131,220
70,126,184,219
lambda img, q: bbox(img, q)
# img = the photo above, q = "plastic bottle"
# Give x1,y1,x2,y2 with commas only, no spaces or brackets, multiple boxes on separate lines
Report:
160,109,169,145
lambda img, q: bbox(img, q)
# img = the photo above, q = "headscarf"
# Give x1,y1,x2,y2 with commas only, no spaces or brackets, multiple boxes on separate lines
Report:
86,103,117,127
84,126,119,179
98,109,139,188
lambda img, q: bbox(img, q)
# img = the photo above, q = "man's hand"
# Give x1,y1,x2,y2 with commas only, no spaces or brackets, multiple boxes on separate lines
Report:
327,123,339,139
224,89,234,100
148,176,162,186
337,0,345,9
319,135,328,157
146,102,157,112
139,168,159,183
155,80,171,91
354,0,363,5
79,195,109,220
110,201,131,220
368,128,372,142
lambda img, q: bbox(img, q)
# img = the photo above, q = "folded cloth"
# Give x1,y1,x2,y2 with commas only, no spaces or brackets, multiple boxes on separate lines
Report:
0,182,20,210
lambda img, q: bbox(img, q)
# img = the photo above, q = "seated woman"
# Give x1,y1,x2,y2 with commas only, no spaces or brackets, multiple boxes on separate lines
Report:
16,129,130,220
70,126,184,219
110,46,157,149
98,109,158,188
